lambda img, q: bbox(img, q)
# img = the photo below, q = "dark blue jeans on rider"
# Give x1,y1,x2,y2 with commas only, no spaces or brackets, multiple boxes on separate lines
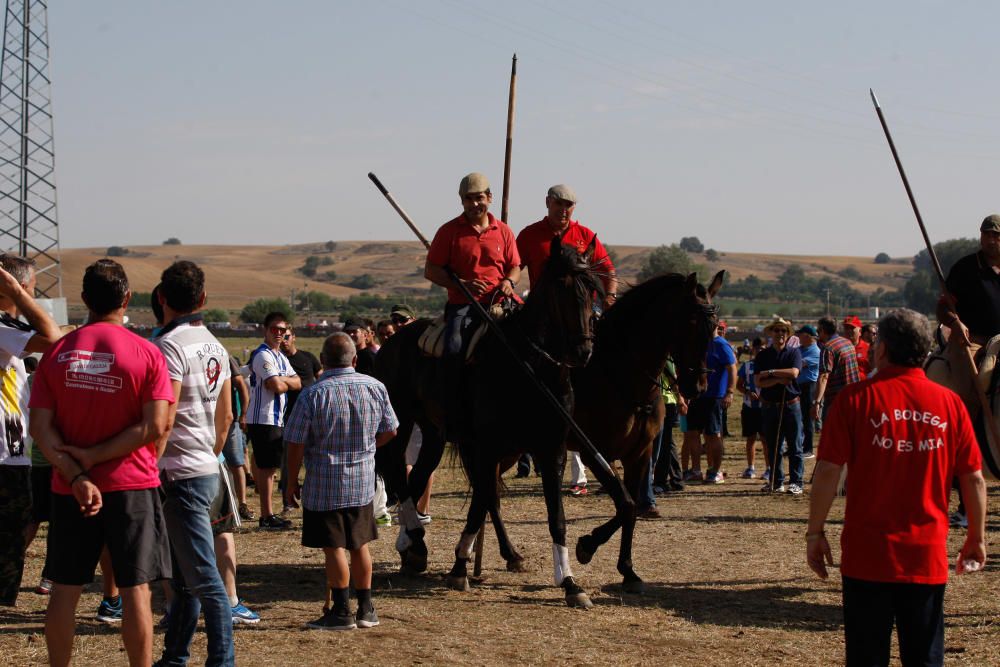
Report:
444,303,476,356
761,401,803,487
160,473,234,667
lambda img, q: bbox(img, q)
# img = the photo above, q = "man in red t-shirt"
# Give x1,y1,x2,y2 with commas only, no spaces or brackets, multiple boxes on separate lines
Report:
30,260,175,667
515,183,617,309
806,309,986,666
842,315,870,378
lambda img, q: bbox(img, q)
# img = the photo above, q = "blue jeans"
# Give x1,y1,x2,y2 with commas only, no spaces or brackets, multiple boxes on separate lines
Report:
160,474,234,667
221,422,245,467
798,381,815,455
761,400,804,486
444,303,476,356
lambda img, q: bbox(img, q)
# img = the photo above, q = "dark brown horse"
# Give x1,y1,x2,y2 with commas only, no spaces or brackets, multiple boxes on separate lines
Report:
373,235,603,607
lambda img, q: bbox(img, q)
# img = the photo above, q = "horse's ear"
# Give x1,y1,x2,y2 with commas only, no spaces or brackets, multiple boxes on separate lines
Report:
583,235,597,263
707,270,725,299
685,272,699,294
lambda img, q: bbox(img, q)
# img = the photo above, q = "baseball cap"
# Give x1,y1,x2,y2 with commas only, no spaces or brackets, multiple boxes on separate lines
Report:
796,324,818,337
459,172,490,196
842,315,862,329
342,319,362,333
981,214,1000,233
390,304,415,320
718,320,727,330
546,184,578,204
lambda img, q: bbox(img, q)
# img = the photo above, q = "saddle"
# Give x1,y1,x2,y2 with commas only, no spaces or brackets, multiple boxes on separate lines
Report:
417,303,508,361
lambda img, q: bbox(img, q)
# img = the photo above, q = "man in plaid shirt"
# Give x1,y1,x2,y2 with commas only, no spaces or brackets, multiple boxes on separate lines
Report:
285,332,398,631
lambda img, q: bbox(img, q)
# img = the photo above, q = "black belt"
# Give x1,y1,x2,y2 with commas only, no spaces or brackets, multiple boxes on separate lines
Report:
761,397,799,407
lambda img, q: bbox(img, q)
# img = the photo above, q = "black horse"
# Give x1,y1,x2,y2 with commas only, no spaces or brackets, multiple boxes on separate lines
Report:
373,235,603,607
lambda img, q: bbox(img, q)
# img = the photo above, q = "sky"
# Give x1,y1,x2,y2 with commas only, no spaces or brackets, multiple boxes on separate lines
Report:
33,1,1000,256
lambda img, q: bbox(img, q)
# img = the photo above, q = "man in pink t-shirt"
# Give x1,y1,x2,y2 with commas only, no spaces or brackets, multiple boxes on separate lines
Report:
30,259,175,667
806,309,986,666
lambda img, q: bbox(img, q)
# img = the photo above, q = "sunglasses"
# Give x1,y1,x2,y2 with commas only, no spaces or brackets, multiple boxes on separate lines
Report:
269,326,290,335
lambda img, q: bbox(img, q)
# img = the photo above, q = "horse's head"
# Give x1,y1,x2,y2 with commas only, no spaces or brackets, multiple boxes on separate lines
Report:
673,270,724,398
523,234,603,367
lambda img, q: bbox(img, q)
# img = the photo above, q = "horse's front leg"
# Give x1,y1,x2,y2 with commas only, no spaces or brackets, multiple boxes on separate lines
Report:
538,445,592,609
617,451,648,593
574,447,635,571
446,454,490,592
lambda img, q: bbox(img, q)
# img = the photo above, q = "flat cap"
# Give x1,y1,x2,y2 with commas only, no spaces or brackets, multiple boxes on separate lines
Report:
981,214,1000,233
390,304,415,319
546,184,578,204
459,172,490,196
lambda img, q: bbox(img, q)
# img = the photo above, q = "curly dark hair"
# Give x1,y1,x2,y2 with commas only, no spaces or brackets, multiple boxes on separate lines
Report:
877,309,933,367
83,259,130,315
159,261,205,313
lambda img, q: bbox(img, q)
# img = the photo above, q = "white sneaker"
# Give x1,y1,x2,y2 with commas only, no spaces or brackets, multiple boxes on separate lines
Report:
786,484,804,496
761,481,785,493
741,466,756,479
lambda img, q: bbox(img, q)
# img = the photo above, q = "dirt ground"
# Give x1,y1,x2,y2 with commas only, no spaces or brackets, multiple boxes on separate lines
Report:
3,440,998,666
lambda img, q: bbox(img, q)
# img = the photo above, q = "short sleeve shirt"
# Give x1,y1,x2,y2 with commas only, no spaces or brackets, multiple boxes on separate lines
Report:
705,336,737,398
29,322,175,494
516,219,613,290
855,339,871,379
284,348,321,418
820,334,861,400
0,321,33,466
753,346,803,402
738,360,759,408
247,343,295,426
426,213,520,304
797,343,820,384
818,366,981,584
945,251,1000,339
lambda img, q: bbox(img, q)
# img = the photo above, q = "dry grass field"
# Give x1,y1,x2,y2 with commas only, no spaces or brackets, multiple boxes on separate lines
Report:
3,433,997,666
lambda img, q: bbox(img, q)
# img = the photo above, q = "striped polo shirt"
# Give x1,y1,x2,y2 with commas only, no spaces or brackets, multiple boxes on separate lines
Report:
247,343,294,426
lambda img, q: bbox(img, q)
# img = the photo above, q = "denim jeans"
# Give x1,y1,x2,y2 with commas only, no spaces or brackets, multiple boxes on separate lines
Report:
444,303,475,356
160,473,234,667
761,400,804,486
798,381,815,455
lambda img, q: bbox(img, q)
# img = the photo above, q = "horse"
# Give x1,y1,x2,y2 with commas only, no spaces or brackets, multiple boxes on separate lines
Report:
373,235,604,607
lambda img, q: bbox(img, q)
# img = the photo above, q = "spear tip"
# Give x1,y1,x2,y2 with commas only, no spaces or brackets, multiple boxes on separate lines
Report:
870,88,880,108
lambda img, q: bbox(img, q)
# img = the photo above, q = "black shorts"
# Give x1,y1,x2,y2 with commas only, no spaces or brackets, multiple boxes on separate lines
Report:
302,502,377,550
210,462,238,536
687,396,724,435
47,488,171,588
30,466,53,523
248,424,284,470
741,406,763,438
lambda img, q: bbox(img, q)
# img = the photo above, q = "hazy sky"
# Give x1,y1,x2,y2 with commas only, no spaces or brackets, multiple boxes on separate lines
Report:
42,1,1000,256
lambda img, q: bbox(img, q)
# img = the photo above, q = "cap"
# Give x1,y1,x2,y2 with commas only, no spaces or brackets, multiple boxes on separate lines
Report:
718,320,727,330
390,304,415,320
546,184,578,204
842,315,862,329
981,214,1000,233
796,324,818,337
459,172,490,197
342,319,362,332
764,317,793,334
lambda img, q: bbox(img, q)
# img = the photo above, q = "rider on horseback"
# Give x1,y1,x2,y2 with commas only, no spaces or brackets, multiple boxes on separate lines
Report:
936,214,1000,352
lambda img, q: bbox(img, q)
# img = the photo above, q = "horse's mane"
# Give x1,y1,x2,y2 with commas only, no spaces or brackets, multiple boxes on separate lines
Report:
600,273,688,329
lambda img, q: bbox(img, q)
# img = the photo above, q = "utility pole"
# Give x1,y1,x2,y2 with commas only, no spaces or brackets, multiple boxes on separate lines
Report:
0,0,61,297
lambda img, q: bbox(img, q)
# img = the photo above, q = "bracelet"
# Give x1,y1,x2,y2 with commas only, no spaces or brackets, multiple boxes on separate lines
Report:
70,470,90,486
503,278,516,288
805,531,825,542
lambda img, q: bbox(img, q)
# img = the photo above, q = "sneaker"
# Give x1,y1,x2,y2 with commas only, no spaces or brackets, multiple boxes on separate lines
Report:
683,469,704,482
707,471,725,484
786,484,804,496
514,470,529,479
802,452,816,460
96,596,123,623
376,513,392,527
569,484,588,496
416,511,432,525
668,480,686,492
761,469,771,482
232,600,260,625
741,466,756,479
35,577,52,595
258,514,292,530
238,503,257,522
760,481,785,493
356,606,380,628
949,511,968,528
653,484,667,495
306,608,356,631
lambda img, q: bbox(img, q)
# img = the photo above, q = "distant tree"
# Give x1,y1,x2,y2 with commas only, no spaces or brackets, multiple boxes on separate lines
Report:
300,255,321,278
346,274,377,290
874,252,891,264
325,241,337,253
240,298,292,324
106,246,128,257
679,236,704,253
838,266,864,281
637,244,701,282
130,291,152,308
705,248,720,262
297,290,334,312
732,306,748,317
323,269,338,282
321,256,334,266
203,308,229,323
902,238,978,313
163,237,182,246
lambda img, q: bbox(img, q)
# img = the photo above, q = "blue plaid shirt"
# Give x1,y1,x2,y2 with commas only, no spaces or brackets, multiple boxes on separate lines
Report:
284,367,398,511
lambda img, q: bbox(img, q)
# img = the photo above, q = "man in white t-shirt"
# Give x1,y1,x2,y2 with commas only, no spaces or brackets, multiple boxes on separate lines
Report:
153,261,235,665
246,312,300,529
0,255,60,607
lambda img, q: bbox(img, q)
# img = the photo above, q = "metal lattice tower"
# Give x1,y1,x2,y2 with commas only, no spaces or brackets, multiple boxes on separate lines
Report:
0,0,60,297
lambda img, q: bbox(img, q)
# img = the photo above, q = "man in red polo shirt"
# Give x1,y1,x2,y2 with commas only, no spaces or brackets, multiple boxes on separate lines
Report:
515,183,617,309
806,308,986,666
425,173,520,439
843,315,870,378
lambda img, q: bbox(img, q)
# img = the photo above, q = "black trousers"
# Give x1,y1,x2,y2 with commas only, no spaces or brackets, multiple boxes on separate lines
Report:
842,575,945,667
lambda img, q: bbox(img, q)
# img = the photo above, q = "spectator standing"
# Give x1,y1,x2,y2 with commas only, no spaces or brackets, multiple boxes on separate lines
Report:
796,324,821,458
30,260,174,667
344,322,376,377
736,337,765,479
246,313,301,529
684,323,736,483
280,328,321,514
0,257,60,607
652,359,686,494
389,304,416,328
754,318,804,495
285,333,398,631
807,309,986,666
812,316,861,423
843,315,870,378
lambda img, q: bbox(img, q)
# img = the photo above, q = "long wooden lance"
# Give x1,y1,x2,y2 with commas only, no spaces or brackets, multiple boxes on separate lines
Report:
870,89,1000,473
500,54,517,223
367,172,617,481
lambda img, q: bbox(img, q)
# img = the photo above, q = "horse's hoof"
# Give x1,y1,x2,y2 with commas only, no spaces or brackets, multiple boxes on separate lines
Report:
446,575,470,592
576,536,595,565
622,579,645,594
565,591,593,609
406,549,428,574
506,557,528,573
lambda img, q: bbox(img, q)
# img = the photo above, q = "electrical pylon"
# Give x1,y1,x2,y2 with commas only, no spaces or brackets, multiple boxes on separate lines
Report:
0,0,61,297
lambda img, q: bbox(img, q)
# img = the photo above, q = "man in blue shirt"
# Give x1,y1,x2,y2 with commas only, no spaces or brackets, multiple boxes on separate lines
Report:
285,333,398,631
795,324,821,458
683,324,736,484
754,318,804,494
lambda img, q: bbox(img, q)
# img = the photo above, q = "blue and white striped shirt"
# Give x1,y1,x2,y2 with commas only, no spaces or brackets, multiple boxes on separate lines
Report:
284,367,399,511
246,343,295,426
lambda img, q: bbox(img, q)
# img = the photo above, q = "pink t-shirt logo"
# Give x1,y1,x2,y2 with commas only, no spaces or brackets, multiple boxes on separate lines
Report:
58,349,123,391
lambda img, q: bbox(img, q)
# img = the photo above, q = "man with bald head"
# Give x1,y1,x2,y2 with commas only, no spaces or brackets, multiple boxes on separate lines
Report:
285,333,398,631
